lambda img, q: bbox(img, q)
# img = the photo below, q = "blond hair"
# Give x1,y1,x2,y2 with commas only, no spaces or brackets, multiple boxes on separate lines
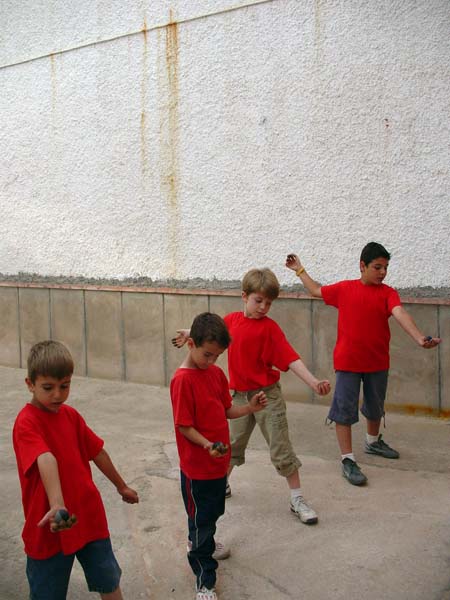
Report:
242,268,280,300
27,340,74,383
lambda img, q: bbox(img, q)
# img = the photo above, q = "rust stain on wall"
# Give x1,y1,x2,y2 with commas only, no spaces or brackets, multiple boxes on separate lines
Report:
158,9,180,278
140,18,149,181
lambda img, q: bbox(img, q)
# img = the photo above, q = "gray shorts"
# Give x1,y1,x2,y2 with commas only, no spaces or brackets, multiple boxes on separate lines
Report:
328,370,389,426
229,382,301,478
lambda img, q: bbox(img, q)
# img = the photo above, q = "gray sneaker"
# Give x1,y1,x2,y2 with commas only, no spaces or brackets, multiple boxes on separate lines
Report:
342,458,367,486
365,434,399,459
290,496,318,524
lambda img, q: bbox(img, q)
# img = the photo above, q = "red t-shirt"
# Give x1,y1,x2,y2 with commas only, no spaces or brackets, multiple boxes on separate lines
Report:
170,365,232,480
223,312,300,391
321,279,401,372
13,403,109,559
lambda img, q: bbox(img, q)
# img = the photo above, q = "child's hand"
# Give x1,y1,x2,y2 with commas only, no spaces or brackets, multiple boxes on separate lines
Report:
249,391,268,412
38,507,78,532
118,485,139,504
204,441,229,458
286,253,302,272
312,380,331,396
420,335,441,349
171,329,189,348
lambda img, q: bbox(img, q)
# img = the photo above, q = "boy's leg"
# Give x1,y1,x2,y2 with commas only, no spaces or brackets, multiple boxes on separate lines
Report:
253,383,301,478
335,423,353,454
228,390,257,489
181,471,226,591
253,384,318,523
361,371,399,459
26,552,75,600
100,588,123,600
330,372,367,486
76,538,122,598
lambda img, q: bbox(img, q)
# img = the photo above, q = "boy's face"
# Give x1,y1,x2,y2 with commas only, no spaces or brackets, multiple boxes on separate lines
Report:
26,375,72,413
360,257,389,285
242,292,273,319
187,340,226,370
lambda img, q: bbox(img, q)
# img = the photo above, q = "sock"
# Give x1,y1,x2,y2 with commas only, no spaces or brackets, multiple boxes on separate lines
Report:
341,453,355,462
366,433,379,445
290,488,303,501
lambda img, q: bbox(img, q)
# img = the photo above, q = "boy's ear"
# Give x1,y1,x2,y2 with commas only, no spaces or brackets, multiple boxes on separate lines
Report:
187,338,195,349
359,260,366,273
241,291,248,301
25,377,34,392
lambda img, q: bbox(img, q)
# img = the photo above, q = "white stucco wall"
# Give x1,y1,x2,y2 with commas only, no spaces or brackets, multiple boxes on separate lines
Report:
1,0,449,289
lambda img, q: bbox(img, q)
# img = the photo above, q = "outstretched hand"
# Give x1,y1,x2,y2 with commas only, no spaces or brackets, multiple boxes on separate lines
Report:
171,330,189,348
420,336,441,349
286,253,302,272
312,380,331,396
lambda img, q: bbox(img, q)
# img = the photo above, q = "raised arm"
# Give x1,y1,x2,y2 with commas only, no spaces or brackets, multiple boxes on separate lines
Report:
286,254,323,298
172,329,190,348
391,306,442,348
93,448,139,504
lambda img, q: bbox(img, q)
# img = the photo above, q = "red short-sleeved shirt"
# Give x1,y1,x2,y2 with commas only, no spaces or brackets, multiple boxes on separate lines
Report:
321,279,401,372
170,365,232,480
13,403,109,559
223,312,299,391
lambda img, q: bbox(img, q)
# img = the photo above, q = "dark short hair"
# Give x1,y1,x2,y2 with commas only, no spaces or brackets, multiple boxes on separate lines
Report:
242,268,280,300
27,340,74,383
190,313,231,349
360,242,391,266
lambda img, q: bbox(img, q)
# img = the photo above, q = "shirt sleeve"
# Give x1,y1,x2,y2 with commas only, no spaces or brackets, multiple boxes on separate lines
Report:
265,321,300,372
171,375,196,428
14,415,50,476
218,369,232,410
387,287,402,314
321,282,341,307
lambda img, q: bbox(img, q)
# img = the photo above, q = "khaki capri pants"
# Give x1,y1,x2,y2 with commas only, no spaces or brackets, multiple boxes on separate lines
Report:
230,382,301,478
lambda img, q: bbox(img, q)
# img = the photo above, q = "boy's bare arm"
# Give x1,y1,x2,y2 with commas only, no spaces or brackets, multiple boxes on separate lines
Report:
391,306,442,348
37,452,64,508
36,452,75,530
286,254,323,298
93,449,139,504
289,359,331,395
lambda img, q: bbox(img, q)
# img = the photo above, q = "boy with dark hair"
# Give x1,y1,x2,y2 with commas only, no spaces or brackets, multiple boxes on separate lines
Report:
170,312,267,600
13,340,139,600
173,270,330,525
286,242,441,486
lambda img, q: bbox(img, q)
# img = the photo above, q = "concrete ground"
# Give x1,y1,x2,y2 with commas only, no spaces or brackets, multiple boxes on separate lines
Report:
1,365,450,600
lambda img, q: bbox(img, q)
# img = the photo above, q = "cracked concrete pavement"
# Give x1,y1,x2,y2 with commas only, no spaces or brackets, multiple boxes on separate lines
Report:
1,365,450,600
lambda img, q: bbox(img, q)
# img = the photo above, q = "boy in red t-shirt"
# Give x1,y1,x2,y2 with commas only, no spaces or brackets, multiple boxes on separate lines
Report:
170,312,267,600
172,269,330,526
13,340,139,600
286,242,441,486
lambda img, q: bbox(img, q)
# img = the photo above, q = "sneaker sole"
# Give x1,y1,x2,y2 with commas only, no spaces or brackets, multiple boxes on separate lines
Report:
290,507,318,525
364,447,399,459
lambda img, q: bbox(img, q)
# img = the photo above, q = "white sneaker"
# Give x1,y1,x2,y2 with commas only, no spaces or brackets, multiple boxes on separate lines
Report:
187,540,231,560
290,496,318,524
196,586,218,600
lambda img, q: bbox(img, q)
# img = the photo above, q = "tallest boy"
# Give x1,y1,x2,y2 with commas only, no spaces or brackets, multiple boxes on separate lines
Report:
286,242,441,486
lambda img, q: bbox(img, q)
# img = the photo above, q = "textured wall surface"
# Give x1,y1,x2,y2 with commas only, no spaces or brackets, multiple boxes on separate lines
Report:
1,0,449,288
